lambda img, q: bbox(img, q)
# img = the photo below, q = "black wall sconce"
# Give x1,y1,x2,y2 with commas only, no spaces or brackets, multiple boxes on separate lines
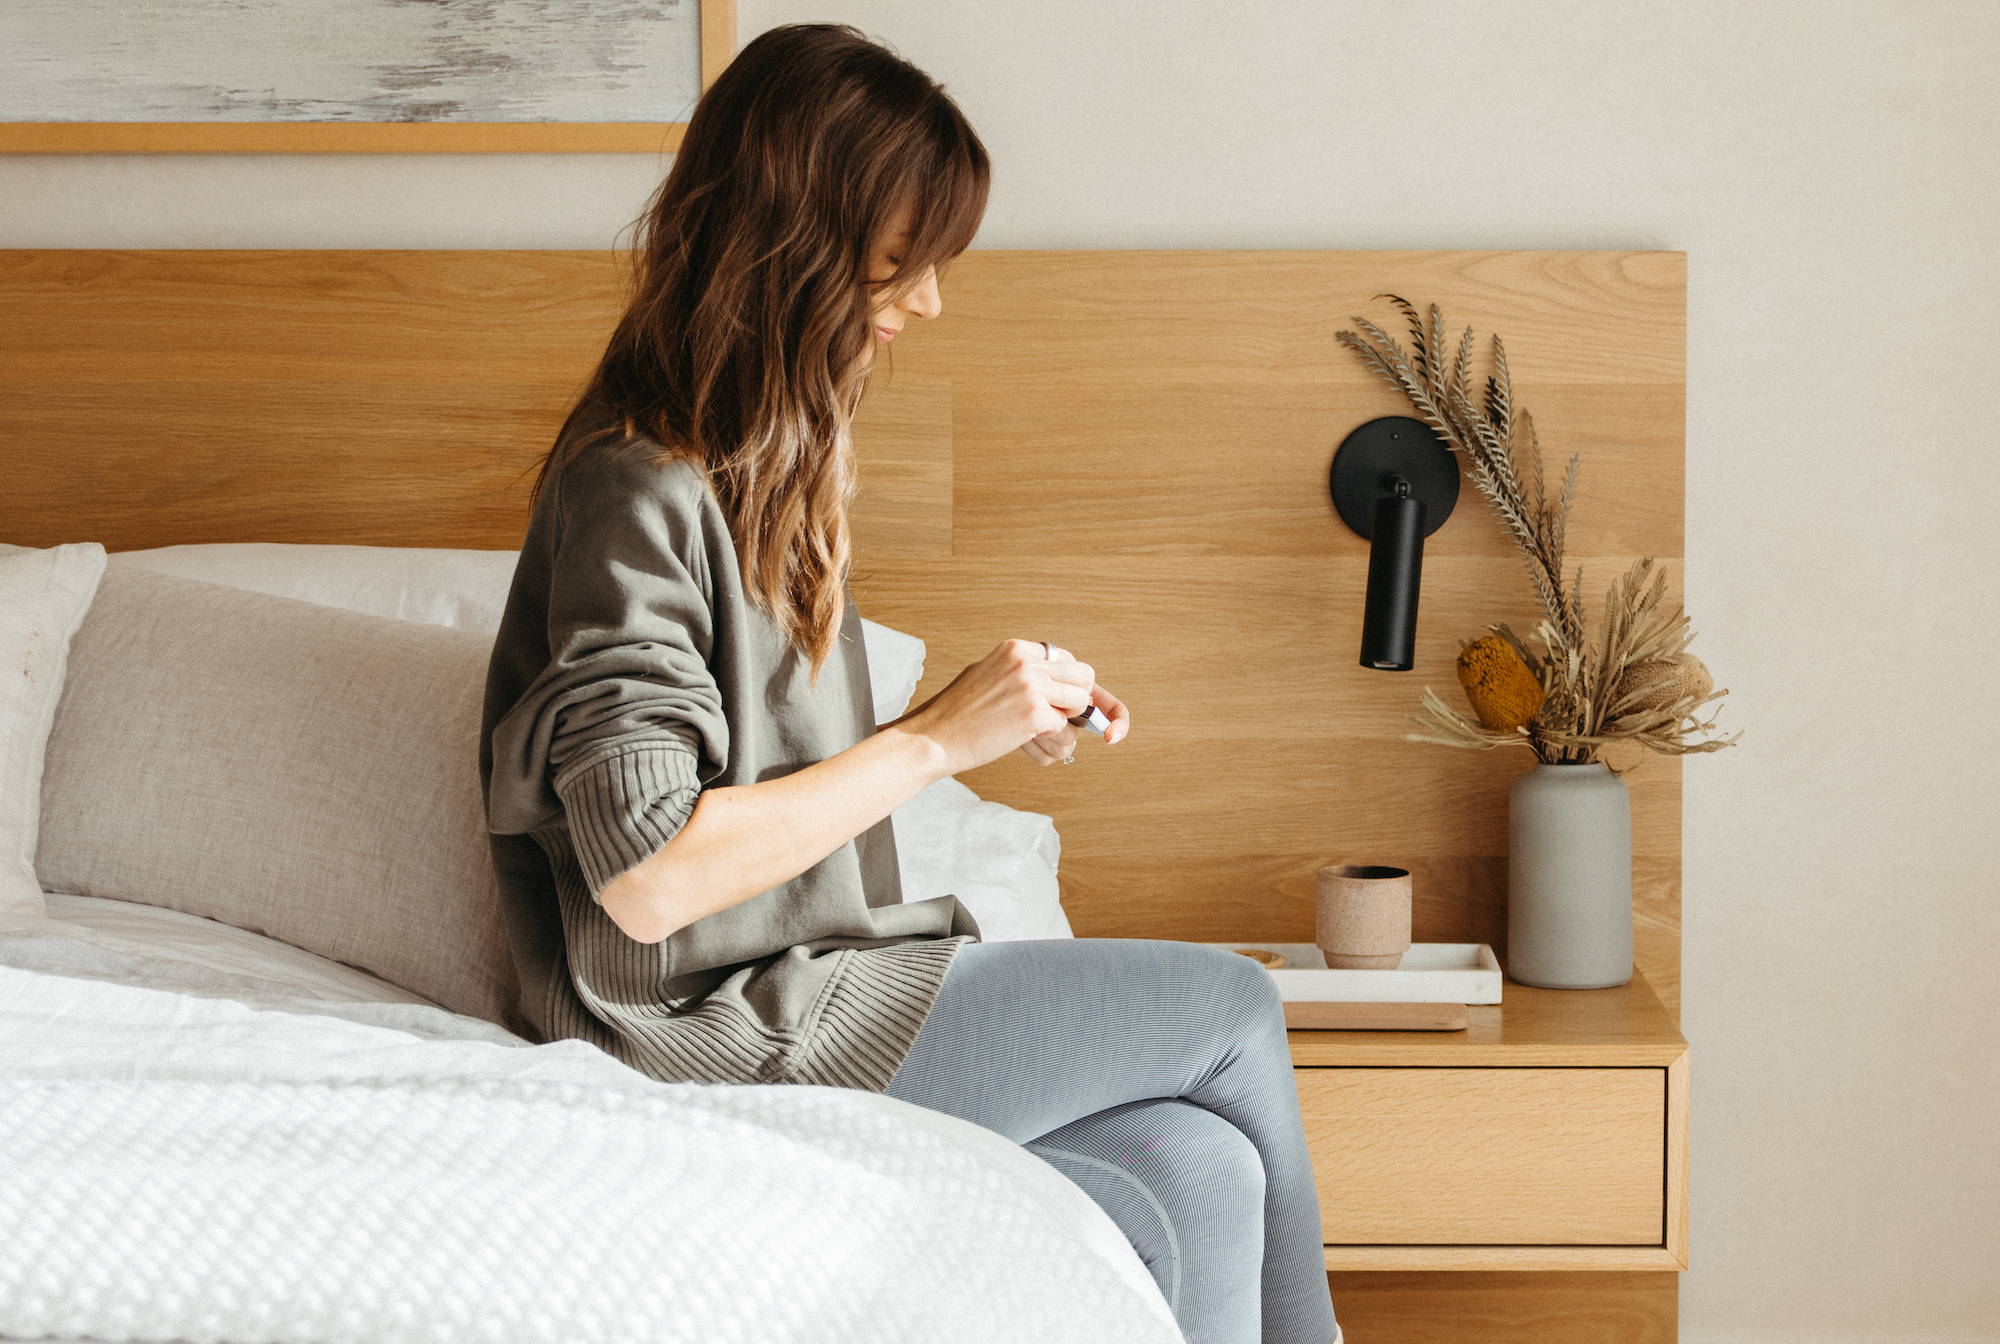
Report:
1329,416,1460,671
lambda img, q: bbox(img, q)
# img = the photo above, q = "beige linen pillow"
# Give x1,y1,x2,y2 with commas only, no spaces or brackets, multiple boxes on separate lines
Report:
35,565,520,1028
0,542,108,923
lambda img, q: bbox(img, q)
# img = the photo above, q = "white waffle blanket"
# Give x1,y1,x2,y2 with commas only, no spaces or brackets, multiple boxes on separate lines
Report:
0,962,1179,1344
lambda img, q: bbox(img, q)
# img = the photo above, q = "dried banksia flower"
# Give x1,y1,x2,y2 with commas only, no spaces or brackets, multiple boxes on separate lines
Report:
1614,653,1713,717
1457,635,1544,732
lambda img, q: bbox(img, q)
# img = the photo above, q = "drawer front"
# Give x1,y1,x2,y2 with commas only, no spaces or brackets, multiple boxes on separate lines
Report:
1297,1067,1664,1245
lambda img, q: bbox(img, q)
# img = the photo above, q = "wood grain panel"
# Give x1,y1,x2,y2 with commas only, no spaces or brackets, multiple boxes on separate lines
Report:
0,250,937,557
848,380,952,559
1634,856,1682,1020
0,247,1685,1008
1300,1068,1664,1244
0,250,611,549
933,378,1680,560
898,250,1682,566
1325,1272,1677,1344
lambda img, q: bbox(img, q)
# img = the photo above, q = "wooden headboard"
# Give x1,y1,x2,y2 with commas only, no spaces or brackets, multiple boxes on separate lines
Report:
0,248,1686,1016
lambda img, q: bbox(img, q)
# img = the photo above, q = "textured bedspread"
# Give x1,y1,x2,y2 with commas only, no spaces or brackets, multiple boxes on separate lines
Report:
0,948,1179,1344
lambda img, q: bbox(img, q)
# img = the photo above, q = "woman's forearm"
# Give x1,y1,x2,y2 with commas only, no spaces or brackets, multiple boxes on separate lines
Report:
597,638,1121,944
597,723,952,944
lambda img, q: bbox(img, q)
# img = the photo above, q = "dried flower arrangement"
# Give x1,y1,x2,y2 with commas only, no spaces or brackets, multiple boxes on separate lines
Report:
1337,297,1737,770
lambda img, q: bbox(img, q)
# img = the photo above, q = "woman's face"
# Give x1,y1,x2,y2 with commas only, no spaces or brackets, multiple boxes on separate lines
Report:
862,206,941,368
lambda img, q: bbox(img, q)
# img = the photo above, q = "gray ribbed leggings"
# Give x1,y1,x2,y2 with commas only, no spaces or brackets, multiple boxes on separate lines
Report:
884,939,1339,1344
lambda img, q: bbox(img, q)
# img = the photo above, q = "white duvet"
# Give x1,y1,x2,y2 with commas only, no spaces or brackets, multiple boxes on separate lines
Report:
0,932,1178,1344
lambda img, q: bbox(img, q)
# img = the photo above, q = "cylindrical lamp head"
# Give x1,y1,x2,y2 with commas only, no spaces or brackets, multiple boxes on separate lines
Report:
1359,491,1427,671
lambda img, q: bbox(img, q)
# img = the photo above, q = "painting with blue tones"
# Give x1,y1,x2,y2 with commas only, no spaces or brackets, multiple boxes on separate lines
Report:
0,0,702,123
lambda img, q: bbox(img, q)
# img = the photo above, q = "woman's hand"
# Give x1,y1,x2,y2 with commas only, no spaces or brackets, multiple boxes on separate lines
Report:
1019,642,1131,767
902,639,1130,775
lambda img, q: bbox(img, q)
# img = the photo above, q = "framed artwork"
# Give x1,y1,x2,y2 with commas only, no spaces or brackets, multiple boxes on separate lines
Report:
0,0,734,153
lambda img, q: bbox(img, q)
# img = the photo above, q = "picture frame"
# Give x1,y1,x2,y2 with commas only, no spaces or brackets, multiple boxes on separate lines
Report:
0,0,734,154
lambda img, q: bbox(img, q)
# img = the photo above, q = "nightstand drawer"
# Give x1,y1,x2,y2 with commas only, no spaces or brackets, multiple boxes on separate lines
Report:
1297,1067,1664,1245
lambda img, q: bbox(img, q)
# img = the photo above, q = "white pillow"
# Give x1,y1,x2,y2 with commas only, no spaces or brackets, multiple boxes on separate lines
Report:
894,779,1072,941
0,543,107,924
860,617,927,726
107,542,1069,942
855,623,1069,939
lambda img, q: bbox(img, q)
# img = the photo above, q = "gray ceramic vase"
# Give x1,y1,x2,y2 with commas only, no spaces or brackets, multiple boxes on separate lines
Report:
1507,762,1633,989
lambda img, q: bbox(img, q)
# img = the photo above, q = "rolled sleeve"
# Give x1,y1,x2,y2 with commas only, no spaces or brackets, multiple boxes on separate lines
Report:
553,738,705,897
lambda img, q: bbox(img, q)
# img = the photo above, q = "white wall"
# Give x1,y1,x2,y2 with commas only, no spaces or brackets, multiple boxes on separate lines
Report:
5,3,1996,1339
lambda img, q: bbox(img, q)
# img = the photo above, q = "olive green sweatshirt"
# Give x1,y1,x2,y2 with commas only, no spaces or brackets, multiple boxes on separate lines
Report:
480,424,975,1089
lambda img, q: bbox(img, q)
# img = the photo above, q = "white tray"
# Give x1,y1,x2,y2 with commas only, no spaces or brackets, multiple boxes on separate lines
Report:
1208,942,1502,1004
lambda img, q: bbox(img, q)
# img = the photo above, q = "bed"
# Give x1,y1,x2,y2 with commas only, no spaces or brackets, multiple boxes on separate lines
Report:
0,538,1174,1344
0,245,1687,1343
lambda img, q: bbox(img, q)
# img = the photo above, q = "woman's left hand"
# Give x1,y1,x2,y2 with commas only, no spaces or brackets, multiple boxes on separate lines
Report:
1021,644,1130,766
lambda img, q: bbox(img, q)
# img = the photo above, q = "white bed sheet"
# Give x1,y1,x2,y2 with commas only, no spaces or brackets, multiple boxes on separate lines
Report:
41,892,439,1007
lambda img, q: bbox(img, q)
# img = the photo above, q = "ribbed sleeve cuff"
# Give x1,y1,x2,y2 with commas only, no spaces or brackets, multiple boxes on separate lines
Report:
551,741,703,897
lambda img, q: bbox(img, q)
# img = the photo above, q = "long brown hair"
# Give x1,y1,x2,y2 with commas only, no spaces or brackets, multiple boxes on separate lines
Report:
545,23,989,671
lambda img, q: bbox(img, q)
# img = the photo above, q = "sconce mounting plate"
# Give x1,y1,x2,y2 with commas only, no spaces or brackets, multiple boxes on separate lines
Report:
1329,416,1460,539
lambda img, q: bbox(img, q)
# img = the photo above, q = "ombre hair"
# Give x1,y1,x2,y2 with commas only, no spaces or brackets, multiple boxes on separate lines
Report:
544,23,990,672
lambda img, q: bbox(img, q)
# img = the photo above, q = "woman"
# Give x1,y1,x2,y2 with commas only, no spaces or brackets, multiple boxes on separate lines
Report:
481,24,1338,1344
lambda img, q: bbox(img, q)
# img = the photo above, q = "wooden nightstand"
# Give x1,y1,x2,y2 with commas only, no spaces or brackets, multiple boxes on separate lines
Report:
1294,972,1688,1342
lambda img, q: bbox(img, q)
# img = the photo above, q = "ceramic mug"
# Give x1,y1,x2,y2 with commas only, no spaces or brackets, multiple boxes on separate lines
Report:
1315,865,1413,969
